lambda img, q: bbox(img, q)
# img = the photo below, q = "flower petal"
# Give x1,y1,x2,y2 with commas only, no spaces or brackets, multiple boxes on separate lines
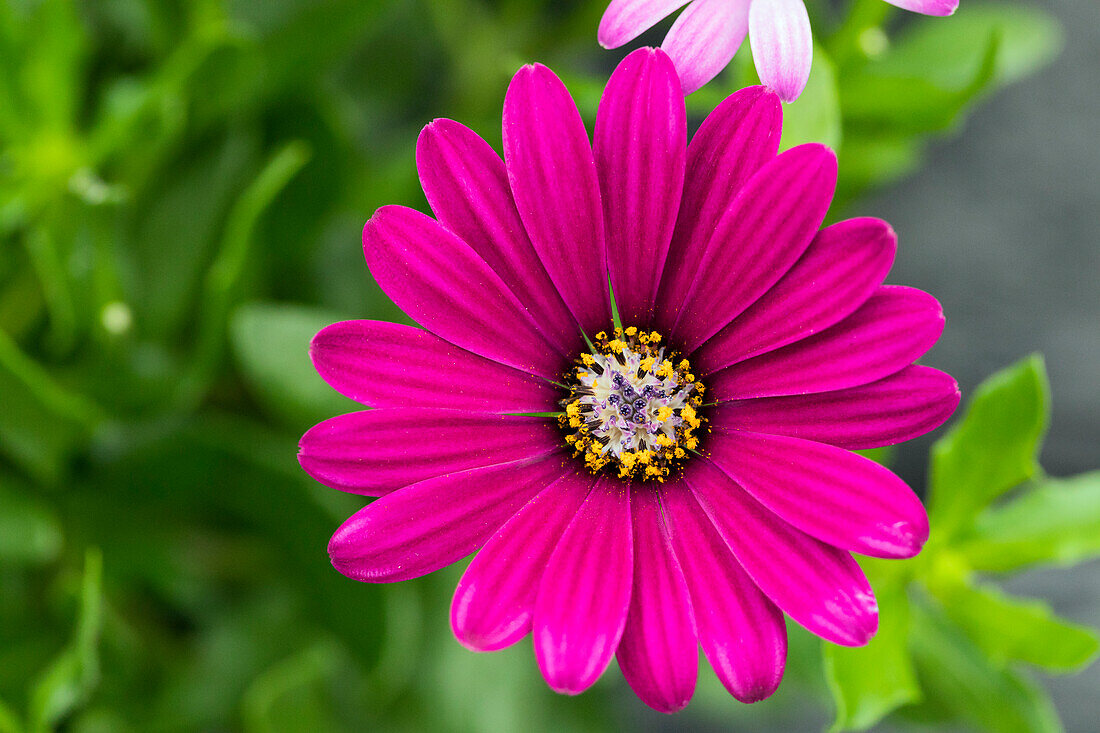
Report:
694,217,896,374
615,489,697,713
663,485,787,702
595,48,687,325
311,320,557,413
451,469,594,652
656,86,782,331
416,120,581,356
670,143,838,353
298,409,560,495
363,205,562,378
706,429,930,558
684,458,879,646
328,453,569,582
662,0,750,95
884,0,958,17
748,0,813,103
712,366,960,449
504,64,611,334
708,285,945,400
598,0,692,48
534,479,633,694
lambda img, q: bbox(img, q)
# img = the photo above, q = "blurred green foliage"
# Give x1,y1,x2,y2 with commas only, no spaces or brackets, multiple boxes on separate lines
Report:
0,0,1089,731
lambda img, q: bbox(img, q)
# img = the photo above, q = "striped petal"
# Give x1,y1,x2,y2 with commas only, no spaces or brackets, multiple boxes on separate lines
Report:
599,0,692,48
748,0,813,103
662,0,750,95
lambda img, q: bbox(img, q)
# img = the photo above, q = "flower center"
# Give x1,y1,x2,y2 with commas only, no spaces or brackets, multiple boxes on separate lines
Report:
559,327,707,483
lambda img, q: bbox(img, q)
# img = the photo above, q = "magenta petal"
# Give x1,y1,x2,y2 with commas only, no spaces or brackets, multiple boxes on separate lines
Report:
712,366,961,449
599,0,692,48
684,459,879,646
709,285,945,399
534,479,633,694
328,454,569,582
663,485,786,702
662,0,750,95
595,48,686,325
884,0,958,16
656,86,781,331
298,409,560,496
363,206,562,378
748,0,813,103
615,489,697,713
670,143,838,353
694,217,896,374
451,469,594,652
504,64,611,334
417,120,581,356
311,320,556,413
706,430,930,558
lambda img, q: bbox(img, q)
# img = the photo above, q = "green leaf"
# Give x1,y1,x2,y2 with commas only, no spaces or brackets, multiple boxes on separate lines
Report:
927,579,1099,673
780,44,841,153
824,582,920,731
0,697,22,733
28,548,104,733
241,642,345,733
958,471,1100,572
928,354,1049,540
874,2,1062,91
904,596,1062,733
0,476,63,564
230,301,359,429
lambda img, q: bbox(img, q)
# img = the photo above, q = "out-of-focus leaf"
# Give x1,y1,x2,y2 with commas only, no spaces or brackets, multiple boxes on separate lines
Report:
0,476,62,564
928,354,1049,539
28,549,104,733
905,597,1061,733
824,582,919,732
230,302,359,429
841,29,1000,136
875,2,1062,90
241,642,347,733
780,44,841,152
928,579,1098,673
0,697,21,733
0,328,101,483
958,472,1100,572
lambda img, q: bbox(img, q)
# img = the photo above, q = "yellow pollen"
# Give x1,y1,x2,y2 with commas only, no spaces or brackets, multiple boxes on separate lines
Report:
581,353,595,366
656,405,673,422
608,339,626,353
639,356,655,372
625,326,638,336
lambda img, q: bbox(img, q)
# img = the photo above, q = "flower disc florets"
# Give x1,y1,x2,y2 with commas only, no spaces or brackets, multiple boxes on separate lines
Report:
559,327,706,482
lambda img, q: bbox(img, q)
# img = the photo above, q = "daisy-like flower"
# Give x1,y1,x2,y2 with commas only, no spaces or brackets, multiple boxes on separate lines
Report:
599,0,960,100
300,48,959,712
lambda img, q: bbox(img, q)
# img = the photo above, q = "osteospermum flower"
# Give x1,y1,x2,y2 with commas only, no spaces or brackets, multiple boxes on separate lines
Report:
599,0,960,100
299,48,959,712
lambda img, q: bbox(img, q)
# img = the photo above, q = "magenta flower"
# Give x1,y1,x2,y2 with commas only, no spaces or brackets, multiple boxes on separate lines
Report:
599,0,960,100
299,49,958,712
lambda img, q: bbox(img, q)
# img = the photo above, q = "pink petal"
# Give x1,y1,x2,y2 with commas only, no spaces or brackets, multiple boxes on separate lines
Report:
656,85,782,331
298,409,560,496
503,64,611,334
670,143,838,353
534,479,633,694
311,320,557,413
748,0,813,103
662,0,751,95
706,429,930,558
328,453,570,582
884,0,958,16
663,485,786,703
416,120,581,356
694,217,896,374
451,469,594,652
708,285,945,400
615,489,697,713
684,458,879,646
595,48,687,325
712,366,960,449
599,0,692,48
363,206,562,379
